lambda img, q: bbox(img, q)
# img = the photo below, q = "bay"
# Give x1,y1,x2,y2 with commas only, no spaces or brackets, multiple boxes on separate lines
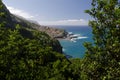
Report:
53,25,93,58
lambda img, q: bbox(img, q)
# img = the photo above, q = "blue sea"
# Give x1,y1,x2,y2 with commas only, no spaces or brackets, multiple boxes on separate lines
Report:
53,25,93,58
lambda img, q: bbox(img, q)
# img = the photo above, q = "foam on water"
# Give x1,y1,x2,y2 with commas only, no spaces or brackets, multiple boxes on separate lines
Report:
55,26,93,58
77,36,88,39
69,33,88,42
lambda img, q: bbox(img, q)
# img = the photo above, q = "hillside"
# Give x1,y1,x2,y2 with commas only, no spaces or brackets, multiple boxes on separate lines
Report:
1,0,120,80
11,14,68,38
0,0,68,39
0,0,14,28
0,1,74,79
0,0,69,53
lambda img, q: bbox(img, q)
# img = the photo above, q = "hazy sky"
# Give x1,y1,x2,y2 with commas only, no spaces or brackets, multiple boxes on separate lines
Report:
3,0,92,25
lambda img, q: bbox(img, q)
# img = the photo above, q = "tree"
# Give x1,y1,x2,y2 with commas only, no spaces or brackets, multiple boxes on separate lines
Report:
0,23,72,79
82,0,120,79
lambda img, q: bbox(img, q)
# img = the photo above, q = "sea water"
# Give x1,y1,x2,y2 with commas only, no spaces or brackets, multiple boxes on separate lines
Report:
53,26,93,58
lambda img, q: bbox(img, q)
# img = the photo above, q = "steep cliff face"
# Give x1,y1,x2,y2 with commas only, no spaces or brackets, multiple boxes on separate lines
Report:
0,1,63,53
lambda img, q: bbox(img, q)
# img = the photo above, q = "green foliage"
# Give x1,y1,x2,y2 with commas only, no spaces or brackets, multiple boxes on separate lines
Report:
0,1,79,79
0,23,82,80
82,0,120,79
0,23,71,79
1,0,120,79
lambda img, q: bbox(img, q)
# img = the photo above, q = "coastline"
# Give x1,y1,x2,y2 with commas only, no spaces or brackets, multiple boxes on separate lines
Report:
56,32,87,42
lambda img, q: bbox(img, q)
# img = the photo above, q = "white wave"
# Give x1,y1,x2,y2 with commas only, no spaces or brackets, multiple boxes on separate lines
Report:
70,38,77,42
73,34,81,36
71,34,80,37
68,32,88,42
77,36,88,39
62,48,66,51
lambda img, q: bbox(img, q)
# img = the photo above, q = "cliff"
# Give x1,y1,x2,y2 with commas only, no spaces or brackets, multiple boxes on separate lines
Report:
11,14,68,38
0,1,65,53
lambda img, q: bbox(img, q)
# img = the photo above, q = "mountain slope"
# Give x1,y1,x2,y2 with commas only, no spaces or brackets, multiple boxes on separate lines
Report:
0,0,14,27
0,0,68,38
0,0,66,53
11,14,68,38
0,1,83,80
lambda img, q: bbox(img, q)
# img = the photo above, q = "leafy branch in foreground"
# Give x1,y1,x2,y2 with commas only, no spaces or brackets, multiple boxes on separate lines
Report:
82,0,120,79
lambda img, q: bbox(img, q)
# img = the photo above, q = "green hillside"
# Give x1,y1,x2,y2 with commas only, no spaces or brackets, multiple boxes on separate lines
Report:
0,1,72,79
0,0,120,80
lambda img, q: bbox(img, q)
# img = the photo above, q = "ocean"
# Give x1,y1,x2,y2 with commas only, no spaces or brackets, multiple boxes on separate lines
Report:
53,25,93,58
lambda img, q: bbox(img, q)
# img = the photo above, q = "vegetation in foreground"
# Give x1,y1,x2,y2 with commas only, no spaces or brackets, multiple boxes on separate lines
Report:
0,0,120,79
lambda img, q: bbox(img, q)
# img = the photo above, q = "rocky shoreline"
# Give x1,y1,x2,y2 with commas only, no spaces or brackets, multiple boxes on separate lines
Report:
57,32,88,42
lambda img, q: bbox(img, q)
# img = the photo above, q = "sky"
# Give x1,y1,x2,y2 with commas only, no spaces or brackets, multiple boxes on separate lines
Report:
3,0,92,26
